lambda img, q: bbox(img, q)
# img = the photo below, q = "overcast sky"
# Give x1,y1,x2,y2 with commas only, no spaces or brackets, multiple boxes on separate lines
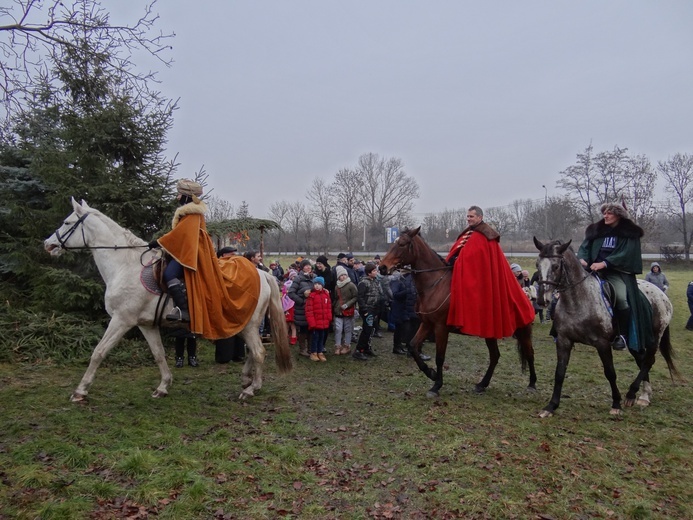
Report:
115,1,692,220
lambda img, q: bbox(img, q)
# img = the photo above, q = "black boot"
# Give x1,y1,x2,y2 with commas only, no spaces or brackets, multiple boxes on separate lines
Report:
175,357,184,368
612,308,631,351
167,283,190,322
188,356,199,367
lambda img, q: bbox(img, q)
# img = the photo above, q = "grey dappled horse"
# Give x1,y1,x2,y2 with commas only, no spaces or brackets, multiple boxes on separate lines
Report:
534,238,678,417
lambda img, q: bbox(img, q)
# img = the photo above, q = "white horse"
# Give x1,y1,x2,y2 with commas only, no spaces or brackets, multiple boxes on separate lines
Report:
44,198,292,401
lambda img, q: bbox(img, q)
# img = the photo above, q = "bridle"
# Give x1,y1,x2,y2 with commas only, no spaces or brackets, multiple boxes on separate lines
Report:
387,237,453,314
538,253,594,293
53,212,151,264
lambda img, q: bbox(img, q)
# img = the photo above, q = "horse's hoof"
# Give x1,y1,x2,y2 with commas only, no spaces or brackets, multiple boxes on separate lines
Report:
151,390,168,398
526,385,537,393
426,390,440,398
538,409,553,418
635,398,650,407
473,385,486,394
70,393,87,403
623,398,635,408
238,389,254,400
609,408,623,416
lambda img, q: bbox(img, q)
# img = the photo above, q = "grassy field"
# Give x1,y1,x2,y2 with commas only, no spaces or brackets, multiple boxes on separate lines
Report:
1,264,691,519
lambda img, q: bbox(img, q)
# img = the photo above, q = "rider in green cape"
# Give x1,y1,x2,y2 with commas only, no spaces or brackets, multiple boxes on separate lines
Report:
577,203,654,351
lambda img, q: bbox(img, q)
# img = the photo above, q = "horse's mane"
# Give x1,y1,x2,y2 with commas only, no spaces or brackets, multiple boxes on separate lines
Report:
404,228,447,266
90,209,147,247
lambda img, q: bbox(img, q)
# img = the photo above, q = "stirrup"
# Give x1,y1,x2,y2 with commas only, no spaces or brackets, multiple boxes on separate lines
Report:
166,306,190,322
611,335,627,351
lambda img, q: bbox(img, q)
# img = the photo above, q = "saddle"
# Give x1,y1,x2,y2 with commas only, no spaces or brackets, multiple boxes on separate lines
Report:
596,275,616,314
140,255,191,333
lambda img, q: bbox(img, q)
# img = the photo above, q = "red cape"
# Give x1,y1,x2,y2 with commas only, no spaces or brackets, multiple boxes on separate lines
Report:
445,225,534,339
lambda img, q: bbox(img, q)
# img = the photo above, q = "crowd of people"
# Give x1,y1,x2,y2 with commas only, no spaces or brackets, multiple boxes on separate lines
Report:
152,181,684,367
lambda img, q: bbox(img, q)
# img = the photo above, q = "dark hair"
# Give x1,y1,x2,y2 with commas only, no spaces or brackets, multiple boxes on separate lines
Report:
365,262,377,274
179,194,194,206
244,250,258,261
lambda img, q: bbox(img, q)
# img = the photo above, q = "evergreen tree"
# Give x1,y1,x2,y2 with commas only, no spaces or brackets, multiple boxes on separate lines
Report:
0,6,176,316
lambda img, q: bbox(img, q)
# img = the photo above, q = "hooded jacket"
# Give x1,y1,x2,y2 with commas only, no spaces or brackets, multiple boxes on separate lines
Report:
645,262,669,292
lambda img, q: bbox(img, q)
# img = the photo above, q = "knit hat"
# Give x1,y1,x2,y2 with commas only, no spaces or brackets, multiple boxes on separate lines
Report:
300,259,312,269
316,255,329,266
346,253,354,260
510,263,522,273
313,276,325,286
335,265,348,278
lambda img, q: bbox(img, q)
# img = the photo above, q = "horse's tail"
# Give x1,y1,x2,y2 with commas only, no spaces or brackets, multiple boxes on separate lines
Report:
515,323,533,373
658,326,682,382
264,271,292,373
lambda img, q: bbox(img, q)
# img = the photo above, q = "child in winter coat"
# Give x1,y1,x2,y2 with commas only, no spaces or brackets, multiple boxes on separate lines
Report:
305,276,333,361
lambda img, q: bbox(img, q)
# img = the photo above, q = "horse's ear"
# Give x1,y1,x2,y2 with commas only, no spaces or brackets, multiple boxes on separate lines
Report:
71,197,82,212
533,236,544,251
557,240,572,255
81,200,92,210
412,226,421,237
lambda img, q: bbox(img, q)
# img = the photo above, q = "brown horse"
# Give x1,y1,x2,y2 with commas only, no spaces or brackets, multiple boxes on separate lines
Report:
380,227,537,397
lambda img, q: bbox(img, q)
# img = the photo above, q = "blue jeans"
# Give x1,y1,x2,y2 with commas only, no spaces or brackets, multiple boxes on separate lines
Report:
310,329,328,353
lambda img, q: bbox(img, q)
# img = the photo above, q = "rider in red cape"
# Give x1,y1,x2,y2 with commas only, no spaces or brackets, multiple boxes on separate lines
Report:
445,205,535,338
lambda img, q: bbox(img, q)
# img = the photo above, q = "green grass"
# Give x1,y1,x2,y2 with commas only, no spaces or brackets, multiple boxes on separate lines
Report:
0,266,691,519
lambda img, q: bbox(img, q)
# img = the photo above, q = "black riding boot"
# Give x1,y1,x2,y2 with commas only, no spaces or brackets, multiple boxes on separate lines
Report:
166,283,190,322
612,308,631,351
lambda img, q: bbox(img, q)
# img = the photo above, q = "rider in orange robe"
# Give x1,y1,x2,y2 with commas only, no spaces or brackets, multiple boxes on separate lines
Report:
152,179,260,339
445,205,535,338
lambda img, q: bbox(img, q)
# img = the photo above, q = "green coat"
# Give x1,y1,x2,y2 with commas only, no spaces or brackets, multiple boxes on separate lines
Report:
577,219,644,274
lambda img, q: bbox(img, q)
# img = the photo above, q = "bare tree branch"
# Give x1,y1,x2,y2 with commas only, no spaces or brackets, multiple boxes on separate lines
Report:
0,0,173,121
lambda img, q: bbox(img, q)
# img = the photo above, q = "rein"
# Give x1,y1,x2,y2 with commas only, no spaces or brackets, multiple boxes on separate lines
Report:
539,253,594,292
55,212,151,252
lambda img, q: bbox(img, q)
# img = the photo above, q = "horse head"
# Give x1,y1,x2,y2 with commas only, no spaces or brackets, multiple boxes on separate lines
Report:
380,226,421,274
533,237,572,307
44,198,95,256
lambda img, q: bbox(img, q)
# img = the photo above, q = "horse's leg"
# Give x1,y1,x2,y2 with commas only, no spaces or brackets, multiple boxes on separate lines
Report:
539,337,574,418
407,321,440,384
71,316,132,402
139,325,172,398
515,324,537,390
594,342,623,415
238,325,266,400
425,326,448,398
474,339,500,394
627,346,656,407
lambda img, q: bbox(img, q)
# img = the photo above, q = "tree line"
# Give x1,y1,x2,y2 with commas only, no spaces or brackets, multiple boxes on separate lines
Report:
2,0,693,340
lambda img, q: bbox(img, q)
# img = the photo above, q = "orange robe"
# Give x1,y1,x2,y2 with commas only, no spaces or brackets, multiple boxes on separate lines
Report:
157,202,260,339
445,222,534,339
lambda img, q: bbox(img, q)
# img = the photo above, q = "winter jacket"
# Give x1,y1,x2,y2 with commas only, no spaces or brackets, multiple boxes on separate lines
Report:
357,276,383,316
390,274,417,324
333,279,358,317
305,289,333,330
288,272,315,327
645,262,669,292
